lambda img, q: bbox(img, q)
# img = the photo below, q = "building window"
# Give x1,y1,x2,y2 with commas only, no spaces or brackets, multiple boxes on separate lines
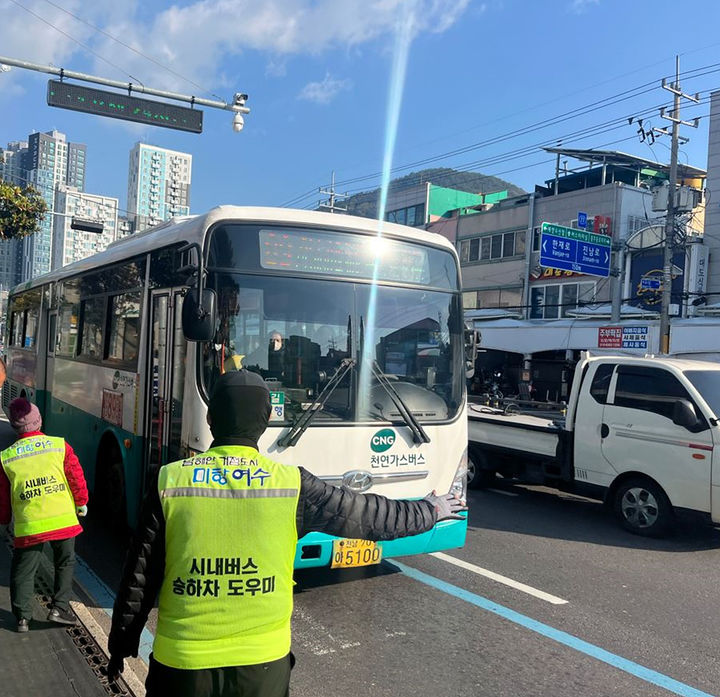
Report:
476,286,523,310
385,204,425,227
532,226,541,252
462,291,477,309
530,281,596,319
460,230,525,264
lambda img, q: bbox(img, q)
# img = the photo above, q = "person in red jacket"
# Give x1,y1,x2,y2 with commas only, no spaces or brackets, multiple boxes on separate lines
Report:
0,398,89,632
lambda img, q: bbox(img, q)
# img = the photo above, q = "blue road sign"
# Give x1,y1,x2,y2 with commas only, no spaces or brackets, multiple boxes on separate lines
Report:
577,212,588,229
539,222,611,278
640,278,662,290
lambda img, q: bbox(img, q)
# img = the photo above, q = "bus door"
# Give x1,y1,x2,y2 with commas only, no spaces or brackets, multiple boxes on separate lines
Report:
41,309,58,416
146,289,187,489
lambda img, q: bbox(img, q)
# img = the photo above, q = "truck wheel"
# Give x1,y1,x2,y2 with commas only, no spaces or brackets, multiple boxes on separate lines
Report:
613,477,673,537
468,448,496,489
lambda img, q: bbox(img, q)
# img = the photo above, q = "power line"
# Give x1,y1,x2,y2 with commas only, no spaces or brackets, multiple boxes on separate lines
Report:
285,95,711,210
7,0,138,82
39,0,224,101
280,64,720,208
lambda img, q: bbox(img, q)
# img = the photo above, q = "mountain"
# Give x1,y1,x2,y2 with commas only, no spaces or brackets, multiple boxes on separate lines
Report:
342,168,526,219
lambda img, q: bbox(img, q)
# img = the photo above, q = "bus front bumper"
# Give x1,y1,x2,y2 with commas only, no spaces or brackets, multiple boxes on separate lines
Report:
293,516,468,569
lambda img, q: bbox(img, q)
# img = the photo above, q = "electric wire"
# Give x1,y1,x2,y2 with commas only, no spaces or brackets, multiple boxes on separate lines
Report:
38,0,224,101
281,65,720,208
6,0,138,82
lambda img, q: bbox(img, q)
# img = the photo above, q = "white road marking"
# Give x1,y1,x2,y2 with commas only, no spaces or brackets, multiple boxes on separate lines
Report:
487,488,518,497
430,552,568,605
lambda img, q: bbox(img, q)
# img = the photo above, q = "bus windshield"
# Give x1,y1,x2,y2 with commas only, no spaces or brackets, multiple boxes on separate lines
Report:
202,273,464,425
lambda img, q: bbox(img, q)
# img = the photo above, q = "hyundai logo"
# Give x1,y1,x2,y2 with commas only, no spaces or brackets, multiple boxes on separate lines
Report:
341,470,373,493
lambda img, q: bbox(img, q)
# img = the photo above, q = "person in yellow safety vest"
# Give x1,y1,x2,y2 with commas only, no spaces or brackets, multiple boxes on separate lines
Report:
0,398,89,632
107,369,467,697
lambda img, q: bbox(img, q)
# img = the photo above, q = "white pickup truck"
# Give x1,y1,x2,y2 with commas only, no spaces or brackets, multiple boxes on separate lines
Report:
468,354,720,537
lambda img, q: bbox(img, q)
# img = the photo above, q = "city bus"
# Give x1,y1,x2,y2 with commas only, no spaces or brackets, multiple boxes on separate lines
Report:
3,206,468,568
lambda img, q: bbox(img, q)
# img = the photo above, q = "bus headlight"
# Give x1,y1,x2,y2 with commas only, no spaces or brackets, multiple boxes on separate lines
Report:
450,447,468,501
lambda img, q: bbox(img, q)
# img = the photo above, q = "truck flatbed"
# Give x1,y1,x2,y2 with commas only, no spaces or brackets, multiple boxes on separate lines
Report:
468,403,562,459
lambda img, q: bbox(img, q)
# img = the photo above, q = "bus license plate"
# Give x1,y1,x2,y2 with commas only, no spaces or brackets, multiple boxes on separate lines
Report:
331,539,382,569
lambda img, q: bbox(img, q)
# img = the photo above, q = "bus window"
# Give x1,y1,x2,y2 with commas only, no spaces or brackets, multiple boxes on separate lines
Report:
10,311,23,347
24,306,38,349
107,292,141,366
8,289,41,350
79,297,105,361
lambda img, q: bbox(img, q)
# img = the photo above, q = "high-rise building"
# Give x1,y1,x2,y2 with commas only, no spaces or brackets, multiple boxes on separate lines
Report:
21,130,88,280
52,186,119,270
117,216,135,239
0,142,29,290
127,143,192,232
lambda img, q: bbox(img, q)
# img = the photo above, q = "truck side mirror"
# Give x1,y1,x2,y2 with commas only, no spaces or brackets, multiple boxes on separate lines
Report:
672,399,699,430
182,288,217,342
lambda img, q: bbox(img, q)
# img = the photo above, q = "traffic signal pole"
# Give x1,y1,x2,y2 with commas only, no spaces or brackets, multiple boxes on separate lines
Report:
0,54,249,116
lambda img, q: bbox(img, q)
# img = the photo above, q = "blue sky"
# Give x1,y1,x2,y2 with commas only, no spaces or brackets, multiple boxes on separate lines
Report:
2,0,720,217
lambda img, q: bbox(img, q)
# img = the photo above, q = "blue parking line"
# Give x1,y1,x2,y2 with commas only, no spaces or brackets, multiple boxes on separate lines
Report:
390,560,715,697
74,555,154,664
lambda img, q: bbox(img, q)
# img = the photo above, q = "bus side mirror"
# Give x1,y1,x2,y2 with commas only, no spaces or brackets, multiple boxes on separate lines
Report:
464,328,479,379
182,288,217,342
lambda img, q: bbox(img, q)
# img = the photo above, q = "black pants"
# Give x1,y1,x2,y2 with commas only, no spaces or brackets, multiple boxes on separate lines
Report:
10,537,76,620
145,653,293,697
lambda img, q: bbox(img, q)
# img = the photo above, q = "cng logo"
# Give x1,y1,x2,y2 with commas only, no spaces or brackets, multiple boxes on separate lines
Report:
371,428,396,453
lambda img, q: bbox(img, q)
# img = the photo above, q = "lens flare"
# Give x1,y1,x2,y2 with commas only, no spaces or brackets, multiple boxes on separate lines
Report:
358,2,418,419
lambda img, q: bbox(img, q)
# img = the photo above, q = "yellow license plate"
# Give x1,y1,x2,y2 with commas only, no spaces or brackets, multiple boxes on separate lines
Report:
331,539,382,569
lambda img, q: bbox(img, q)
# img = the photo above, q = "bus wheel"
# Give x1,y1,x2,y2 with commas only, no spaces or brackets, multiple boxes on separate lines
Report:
95,447,127,531
613,477,673,538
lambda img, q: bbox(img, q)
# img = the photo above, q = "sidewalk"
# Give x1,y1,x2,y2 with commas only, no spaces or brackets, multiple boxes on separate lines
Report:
0,538,109,697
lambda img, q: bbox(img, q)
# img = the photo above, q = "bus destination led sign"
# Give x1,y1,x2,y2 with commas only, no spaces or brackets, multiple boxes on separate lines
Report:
46,80,204,134
259,229,431,285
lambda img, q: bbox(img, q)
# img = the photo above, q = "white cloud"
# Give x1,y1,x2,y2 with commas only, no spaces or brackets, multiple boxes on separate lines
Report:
265,58,287,78
569,0,600,14
298,73,351,104
0,1,470,96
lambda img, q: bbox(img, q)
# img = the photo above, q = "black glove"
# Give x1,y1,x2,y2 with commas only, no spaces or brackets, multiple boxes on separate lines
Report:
424,491,468,521
107,655,125,682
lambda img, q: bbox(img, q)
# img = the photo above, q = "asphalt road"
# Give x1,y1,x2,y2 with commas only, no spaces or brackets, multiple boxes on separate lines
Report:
71,481,720,697
3,410,718,697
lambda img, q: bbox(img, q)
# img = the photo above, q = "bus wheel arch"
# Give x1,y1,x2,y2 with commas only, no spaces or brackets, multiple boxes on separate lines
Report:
94,431,128,530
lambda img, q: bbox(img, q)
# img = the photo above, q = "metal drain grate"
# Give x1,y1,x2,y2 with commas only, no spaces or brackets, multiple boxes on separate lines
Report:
4,534,134,696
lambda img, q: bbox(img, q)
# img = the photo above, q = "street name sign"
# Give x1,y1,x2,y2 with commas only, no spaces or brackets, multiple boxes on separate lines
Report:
47,80,204,133
539,222,611,278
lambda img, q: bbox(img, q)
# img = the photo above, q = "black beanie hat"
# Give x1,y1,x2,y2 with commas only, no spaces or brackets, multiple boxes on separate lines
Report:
208,370,271,444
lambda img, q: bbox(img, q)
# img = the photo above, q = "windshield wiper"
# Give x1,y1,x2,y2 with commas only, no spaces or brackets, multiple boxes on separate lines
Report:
277,358,355,448
369,361,430,444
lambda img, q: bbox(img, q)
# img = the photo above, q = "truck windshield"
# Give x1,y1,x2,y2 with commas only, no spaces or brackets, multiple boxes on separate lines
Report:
202,272,464,425
684,370,720,419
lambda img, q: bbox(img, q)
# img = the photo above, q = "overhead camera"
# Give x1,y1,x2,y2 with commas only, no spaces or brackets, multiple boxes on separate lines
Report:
232,112,245,132
234,93,248,106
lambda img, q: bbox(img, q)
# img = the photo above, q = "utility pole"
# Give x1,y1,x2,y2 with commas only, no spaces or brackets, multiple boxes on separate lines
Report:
657,57,699,354
318,171,348,213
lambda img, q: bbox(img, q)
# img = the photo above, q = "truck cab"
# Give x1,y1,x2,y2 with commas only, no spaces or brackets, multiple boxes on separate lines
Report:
567,356,720,535
468,354,720,537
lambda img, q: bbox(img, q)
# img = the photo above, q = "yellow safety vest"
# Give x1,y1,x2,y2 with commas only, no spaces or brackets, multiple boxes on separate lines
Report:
0,435,78,538
154,445,300,670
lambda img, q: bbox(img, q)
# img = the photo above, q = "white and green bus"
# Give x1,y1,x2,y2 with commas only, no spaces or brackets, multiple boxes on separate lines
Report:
4,206,469,568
